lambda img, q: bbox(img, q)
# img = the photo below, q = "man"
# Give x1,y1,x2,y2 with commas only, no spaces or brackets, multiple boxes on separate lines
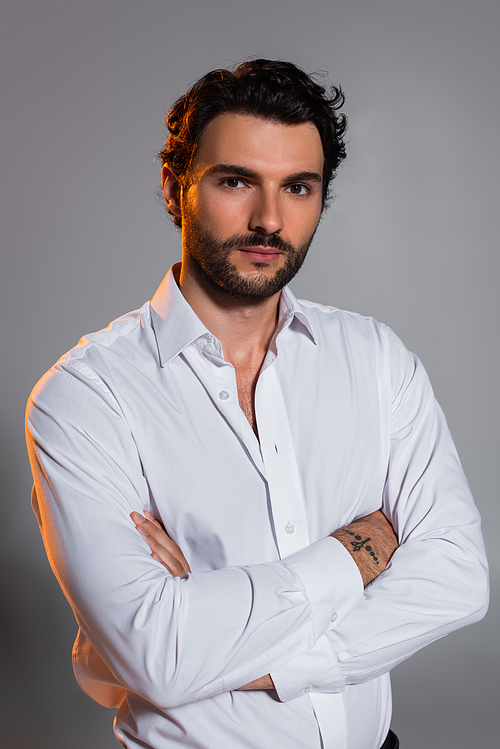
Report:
26,59,488,749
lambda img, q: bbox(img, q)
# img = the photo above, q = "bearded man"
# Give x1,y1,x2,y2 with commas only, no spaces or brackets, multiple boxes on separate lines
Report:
26,59,488,749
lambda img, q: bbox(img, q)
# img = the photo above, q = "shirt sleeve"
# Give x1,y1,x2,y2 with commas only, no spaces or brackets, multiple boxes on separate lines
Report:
26,361,363,711
271,326,489,701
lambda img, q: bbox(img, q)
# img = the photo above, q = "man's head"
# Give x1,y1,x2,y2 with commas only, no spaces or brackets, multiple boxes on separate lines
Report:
159,59,347,228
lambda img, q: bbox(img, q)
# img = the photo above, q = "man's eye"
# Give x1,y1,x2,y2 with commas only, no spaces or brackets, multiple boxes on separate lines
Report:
222,178,245,188
287,184,309,195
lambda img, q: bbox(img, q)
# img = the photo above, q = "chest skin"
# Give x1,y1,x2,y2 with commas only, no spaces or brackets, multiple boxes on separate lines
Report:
234,365,259,436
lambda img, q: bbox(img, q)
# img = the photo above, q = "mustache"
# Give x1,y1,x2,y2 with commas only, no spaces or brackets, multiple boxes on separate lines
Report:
220,233,295,254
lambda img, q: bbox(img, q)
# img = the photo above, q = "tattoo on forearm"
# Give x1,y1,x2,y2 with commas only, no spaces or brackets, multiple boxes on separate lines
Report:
342,530,379,564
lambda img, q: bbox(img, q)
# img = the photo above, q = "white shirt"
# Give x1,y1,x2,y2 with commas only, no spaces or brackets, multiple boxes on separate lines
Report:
26,264,488,749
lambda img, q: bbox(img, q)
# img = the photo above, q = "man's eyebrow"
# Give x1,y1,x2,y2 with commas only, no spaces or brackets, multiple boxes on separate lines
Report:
285,171,323,184
205,164,261,179
205,164,323,184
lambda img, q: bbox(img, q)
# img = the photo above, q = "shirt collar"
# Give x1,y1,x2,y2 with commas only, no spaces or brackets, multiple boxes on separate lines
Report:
278,285,317,344
150,263,317,367
150,264,210,367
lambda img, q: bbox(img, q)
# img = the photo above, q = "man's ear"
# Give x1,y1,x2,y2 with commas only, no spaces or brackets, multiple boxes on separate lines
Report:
161,165,182,217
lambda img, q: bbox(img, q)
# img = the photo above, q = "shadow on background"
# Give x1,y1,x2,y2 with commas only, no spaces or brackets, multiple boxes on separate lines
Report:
391,596,499,748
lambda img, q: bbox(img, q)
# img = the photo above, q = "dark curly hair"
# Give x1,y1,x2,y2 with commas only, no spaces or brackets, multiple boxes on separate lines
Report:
159,59,347,228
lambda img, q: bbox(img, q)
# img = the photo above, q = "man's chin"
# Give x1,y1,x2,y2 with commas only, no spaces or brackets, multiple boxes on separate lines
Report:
214,268,297,301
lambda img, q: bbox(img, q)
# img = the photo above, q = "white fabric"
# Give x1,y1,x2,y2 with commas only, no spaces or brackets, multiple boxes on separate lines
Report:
26,264,488,749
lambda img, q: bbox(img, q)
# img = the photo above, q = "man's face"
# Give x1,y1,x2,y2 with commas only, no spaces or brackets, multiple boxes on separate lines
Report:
172,113,324,301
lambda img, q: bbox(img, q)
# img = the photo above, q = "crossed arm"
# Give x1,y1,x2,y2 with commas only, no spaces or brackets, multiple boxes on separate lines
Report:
130,508,399,691
27,331,489,709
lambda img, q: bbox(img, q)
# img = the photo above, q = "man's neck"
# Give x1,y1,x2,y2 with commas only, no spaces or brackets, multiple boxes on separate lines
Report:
177,262,280,368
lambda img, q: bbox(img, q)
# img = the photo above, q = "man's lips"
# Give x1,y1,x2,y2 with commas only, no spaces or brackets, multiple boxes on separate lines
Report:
236,247,284,262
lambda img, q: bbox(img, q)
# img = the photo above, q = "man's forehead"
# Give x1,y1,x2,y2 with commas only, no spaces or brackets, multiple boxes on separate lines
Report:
192,113,324,176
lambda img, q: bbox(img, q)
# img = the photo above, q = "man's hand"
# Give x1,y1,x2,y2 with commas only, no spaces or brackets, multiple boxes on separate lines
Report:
131,511,191,577
332,510,398,587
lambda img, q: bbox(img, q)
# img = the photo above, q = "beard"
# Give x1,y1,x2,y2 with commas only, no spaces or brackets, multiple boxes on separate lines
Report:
182,213,318,301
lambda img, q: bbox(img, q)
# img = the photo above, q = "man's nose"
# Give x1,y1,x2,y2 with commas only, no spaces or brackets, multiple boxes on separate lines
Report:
249,188,284,236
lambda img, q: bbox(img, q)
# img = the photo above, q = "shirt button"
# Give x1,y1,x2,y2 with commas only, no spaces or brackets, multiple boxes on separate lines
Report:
304,686,315,693
204,342,215,354
218,390,230,400
330,611,339,623
285,523,295,535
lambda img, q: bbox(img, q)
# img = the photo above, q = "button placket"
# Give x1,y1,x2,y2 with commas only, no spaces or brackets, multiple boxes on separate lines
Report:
209,355,236,409
255,365,310,559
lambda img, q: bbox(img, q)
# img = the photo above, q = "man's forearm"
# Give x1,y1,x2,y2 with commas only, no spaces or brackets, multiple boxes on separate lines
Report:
332,509,399,587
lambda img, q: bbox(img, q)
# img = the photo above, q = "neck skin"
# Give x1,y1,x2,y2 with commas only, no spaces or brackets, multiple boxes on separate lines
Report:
177,262,280,370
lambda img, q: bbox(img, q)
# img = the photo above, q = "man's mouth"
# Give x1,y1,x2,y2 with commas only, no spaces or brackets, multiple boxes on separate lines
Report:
236,247,284,263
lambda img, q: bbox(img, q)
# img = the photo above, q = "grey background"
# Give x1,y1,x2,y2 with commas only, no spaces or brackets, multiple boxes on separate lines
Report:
1,1,498,747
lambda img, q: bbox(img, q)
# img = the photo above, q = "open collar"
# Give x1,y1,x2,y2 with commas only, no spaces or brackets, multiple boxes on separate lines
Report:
150,263,317,368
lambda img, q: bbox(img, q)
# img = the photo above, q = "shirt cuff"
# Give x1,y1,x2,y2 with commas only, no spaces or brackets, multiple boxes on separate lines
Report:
271,634,343,702
282,536,364,641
